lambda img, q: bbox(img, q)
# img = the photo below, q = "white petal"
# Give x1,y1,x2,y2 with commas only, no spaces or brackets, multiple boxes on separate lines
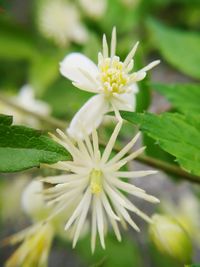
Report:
91,196,97,253
60,53,99,92
101,121,122,164
67,95,109,140
111,84,139,112
72,192,91,247
96,197,106,249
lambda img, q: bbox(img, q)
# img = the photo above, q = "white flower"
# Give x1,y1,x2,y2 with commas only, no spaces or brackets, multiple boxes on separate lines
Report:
0,84,51,127
38,0,88,47
14,85,51,117
60,27,160,140
79,0,107,19
43,121,159,252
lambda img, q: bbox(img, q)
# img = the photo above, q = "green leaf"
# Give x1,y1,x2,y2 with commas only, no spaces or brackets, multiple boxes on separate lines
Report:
0,19,38,60
77,233,142,267
122,111,200,176
153,83,200,115
0,119,70,172
43,78,91,118
29,53,60,97
101,0,139,35
0,114,13,126
148,18,200,79
185,265,200,267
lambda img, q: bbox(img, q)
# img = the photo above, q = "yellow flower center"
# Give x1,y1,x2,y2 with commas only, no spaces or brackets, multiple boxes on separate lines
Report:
89,169,103,194
99,56,129,96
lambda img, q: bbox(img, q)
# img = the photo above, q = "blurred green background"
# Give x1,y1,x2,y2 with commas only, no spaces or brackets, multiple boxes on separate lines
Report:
1,0,200,266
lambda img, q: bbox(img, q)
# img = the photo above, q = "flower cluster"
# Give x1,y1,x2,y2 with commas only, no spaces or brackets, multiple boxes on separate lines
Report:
4,27,160,265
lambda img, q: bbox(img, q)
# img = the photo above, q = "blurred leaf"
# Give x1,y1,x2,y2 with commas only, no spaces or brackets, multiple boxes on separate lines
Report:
153,83,200,115
43,78,91,118
149,242,179,267
148,18,200,79
101,0,139,34
0,114,12,125
29,53,60,97
136,82,151,113
122,111,200,176
0,115,70,172
0,19,38,60
77,233,142,267
185,265,200,267
83,33,101,63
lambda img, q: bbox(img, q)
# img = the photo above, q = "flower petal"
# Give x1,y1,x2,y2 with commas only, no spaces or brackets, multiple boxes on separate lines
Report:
111,84,139,112
60,53,99,92
67,94,109,140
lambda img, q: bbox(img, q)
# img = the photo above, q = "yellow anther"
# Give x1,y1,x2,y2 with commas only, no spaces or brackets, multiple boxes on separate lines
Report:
90,169,103,194
99,57,129,96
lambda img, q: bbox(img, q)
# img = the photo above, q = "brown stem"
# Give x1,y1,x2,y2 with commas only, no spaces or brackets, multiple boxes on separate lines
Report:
1,93,200,184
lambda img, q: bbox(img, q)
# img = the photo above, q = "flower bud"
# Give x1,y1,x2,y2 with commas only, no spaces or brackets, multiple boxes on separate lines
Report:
149,214,192,263
21,180,49,221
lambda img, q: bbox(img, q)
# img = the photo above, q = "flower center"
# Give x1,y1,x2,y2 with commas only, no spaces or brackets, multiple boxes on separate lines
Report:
99,56,129,96
89,169,103,195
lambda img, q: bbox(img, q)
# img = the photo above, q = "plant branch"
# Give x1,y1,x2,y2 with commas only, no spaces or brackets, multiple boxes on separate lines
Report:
1,94,200,184
0,94,67,129
136,155,200,184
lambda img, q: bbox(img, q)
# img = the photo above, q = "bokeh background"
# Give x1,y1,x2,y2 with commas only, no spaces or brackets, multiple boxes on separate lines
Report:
0,0,200,266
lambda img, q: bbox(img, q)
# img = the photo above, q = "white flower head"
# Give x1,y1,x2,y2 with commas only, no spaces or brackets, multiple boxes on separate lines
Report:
38,0,88,47
79,0,107,19
60,27,160,140
43,121,159,252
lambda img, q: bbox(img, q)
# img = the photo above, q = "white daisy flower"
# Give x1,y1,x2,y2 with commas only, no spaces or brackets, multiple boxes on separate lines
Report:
43,121,159,252
60,27,160,140
38,0,88,47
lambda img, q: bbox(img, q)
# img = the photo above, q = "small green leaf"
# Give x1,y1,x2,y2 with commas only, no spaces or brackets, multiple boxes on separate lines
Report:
153,83,200,115
0,114,13,126
0,118,70,172
122,111,200,176
185,265,200,267
148,18,200,79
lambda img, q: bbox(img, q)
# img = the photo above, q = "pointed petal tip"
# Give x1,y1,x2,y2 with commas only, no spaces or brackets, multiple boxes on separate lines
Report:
135,226,140,232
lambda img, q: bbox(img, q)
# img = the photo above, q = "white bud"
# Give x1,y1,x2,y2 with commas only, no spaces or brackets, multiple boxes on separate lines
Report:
21,180,49,221
149,214,192,264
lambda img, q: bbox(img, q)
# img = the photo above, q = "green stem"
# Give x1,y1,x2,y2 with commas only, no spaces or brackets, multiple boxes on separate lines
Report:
1,94,200,184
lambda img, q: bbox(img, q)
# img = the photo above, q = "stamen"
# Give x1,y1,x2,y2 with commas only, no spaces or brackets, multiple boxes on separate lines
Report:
90,169,103,194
